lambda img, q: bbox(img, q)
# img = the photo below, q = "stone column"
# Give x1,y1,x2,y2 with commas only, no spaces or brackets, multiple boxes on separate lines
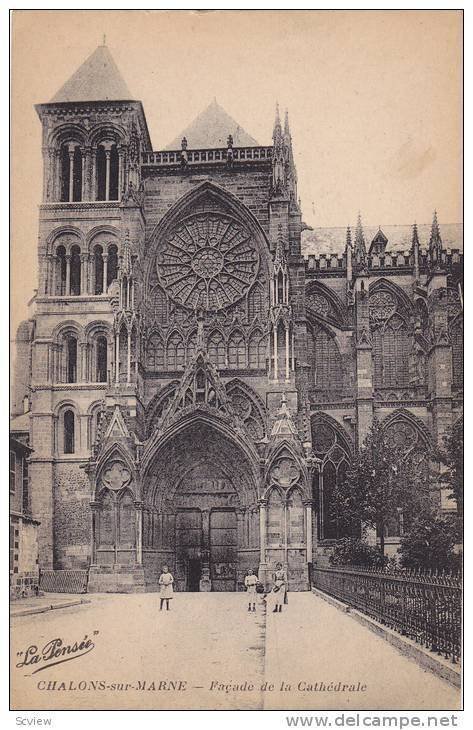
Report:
127,330,131,384
90,147,97,200
80,254,88,296
236,508,246,548
53,148,61,201
50,254,56,296
105,149,111,201
68,145,75,202
82,146,91,200
102,254,109,294
115,332,120,384
65,255,71,296
79,342,88,382
258,499,267,565
118,147,125,199
285,323,290,381
134,501,143,565
273,326,278,380
90,501,100,567
304,500,313,563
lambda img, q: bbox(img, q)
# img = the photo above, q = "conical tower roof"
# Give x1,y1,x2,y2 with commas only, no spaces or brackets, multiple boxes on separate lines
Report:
165,98,259,150
50,44,133,103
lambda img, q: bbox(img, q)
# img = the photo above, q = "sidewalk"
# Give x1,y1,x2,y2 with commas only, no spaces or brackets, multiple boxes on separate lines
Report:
10,592,89,617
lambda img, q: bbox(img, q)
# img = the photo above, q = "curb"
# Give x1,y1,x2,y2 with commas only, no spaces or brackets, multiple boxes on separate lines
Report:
11,598,89,618
312,587,461,689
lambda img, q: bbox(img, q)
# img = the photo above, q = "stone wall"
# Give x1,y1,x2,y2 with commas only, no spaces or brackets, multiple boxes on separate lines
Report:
54,462,91,569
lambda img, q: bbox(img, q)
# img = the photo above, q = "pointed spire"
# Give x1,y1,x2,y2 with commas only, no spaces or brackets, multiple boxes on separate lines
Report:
273,101,283,145
353,212,367,263
411,221,420,249
284,109,290,138
429,210,443,264
50,44,133,103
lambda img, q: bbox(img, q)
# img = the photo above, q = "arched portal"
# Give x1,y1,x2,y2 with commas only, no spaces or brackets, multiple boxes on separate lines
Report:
142,420,259,592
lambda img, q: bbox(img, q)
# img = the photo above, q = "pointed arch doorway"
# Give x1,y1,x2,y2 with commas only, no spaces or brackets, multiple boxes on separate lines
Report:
142,418,259,592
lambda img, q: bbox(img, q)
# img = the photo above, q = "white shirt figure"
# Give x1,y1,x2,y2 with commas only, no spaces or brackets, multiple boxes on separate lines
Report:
159,570,174,599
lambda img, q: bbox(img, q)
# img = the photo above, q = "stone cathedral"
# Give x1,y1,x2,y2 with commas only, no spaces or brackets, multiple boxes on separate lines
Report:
12,45,463,593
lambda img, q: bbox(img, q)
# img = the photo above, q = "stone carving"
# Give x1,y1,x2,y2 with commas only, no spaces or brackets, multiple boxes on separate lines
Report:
157,213,259,310
306,291,330,318
270,457,300,487
101,462,132,492
369,291,396,323
311,423,336,455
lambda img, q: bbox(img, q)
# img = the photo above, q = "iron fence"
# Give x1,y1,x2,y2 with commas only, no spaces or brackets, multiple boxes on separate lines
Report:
313,565,461,663
39,569,88,594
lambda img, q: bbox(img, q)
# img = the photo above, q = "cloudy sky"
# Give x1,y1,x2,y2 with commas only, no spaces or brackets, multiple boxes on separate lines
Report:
11,10,462,331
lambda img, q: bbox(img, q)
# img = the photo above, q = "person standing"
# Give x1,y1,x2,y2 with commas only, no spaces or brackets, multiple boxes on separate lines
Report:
272,562,287,613
244,568,258,612
158,564,174,611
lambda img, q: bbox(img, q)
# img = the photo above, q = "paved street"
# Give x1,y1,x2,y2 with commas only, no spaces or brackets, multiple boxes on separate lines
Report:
10,592,460,711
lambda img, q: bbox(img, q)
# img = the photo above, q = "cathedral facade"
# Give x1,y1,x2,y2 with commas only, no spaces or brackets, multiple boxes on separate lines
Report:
12,45,463,592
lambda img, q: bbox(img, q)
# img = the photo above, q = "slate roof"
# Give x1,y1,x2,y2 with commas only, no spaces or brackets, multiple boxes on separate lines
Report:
301,223,463,258
50,44,133,103
165,98,259,150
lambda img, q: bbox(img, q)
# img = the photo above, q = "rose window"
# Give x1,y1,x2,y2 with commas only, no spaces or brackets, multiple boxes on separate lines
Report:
157,214,259,310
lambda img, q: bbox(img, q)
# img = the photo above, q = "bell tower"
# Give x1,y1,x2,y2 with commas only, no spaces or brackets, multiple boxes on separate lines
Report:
28,43,152,569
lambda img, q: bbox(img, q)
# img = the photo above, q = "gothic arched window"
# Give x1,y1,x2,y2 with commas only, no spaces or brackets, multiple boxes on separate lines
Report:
151,286,168,325
311,416,353,540
381,416,430,537
63,410,75,454
146,334,165,370
450,315,463,389
187,331,197,363
228,331,246,369
248,282,265,320
249,330,266,369
310,324,343,390
167,332,185,370
208,331,226,368
370,290,411,388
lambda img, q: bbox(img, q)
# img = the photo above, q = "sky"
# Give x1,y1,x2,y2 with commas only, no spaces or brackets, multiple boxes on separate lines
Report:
11,9,462,332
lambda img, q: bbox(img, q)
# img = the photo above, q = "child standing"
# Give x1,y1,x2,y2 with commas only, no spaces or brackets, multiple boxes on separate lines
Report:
158,564,174,611
244,568,258,612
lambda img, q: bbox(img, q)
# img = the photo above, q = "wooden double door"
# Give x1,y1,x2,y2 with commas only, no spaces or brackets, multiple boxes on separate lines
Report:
175,509,237,591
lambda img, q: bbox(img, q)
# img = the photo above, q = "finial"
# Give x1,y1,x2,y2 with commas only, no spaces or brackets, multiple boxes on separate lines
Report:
102,34,106,46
